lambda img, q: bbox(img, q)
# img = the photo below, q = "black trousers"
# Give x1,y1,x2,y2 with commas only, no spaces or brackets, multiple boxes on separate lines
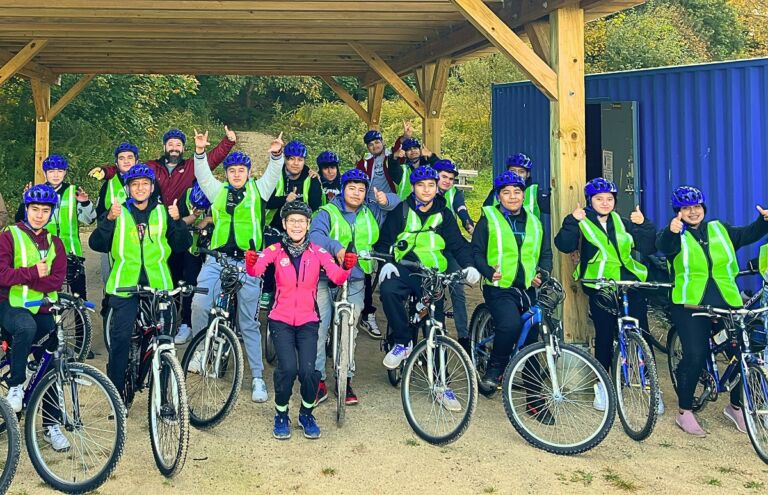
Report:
585,288,649,372
380,265,444,345
0,301,54,386
362,273,377,317
271,319,321,414
181,252,204,326
483,285,536,371
107,295,140,395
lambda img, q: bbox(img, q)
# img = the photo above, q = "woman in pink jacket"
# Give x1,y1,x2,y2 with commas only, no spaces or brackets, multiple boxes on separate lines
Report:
245,201,356,440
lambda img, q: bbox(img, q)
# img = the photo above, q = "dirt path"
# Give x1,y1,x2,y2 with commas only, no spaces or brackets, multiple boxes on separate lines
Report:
8,239,768,495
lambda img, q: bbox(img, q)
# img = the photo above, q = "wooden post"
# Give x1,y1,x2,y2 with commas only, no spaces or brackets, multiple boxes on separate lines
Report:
419,57,450,154
549,6,588,343
31,79,50,184
367,82,384,130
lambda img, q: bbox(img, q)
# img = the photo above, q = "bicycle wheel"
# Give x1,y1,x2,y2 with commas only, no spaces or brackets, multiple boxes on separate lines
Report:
61,303,93,362
646,304,669,354
148,352,189,477
265,320,277,365
335,312,352,427
103,307,114,353
0,397,20,495
613,331,659,441
401,335,477,445
742,364,768,464
25,363,126,494
182,323,243,429
502,342,615,455
469,304,494,393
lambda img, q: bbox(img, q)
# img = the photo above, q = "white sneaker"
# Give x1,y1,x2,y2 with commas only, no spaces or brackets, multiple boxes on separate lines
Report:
44,425,71,452
436,387,462,412
252,378,268,403
6,385,23,413
174,324,192,344
365,314,382,338
593,382,607,412
383,342,412,369
187,350,203,374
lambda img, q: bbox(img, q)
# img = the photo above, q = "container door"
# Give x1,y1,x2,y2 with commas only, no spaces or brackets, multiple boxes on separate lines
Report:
600,101,640,218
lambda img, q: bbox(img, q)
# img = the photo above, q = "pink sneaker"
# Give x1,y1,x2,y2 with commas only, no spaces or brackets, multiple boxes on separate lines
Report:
723,404,747,433
676,410,707,437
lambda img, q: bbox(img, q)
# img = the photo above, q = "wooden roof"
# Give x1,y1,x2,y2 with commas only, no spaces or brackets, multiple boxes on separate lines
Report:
0,1,643,84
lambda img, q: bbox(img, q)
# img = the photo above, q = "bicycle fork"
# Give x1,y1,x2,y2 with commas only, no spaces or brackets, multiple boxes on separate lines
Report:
617,317,647,389
425,323,448,391
151,342,178,416
202,317,227,378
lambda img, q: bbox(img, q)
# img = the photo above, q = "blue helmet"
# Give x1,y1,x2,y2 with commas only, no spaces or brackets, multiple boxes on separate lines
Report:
409,165,439,185
163,129,186,145
340,168,370,190
584,178,618,203
401,138,421,151
363,130,382,144
433,159,458,177
671,186,705,209
505,153,532,171
188,182,211,210
316,151,340,168
23,184,58,207
114,142,139,159
223,151,252,169
123,163,156,184
42,154,69,171
284,140,307,158
494,171,526,192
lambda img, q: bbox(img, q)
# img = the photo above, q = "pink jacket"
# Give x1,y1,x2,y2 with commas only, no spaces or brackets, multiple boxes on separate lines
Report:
247,242,351,326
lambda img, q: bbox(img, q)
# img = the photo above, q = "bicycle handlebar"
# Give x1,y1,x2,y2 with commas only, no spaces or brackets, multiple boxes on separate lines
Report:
581,278,673,290
25,292,96,311
116,284,208,297
685,304,768,318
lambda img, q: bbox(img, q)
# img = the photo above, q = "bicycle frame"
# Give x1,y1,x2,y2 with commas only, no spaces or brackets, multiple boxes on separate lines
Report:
331,281,356,377
616,291,649,390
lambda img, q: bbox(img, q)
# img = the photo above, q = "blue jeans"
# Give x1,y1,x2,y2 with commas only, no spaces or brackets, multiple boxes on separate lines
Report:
191,255,264,379
315,278,364,380
446,254,469,339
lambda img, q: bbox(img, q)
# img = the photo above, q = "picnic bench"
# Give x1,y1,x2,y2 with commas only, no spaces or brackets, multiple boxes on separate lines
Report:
456,169,478,190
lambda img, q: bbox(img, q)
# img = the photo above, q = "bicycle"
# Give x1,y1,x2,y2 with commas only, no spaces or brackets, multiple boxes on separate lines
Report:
1,294,126,493
60,254,93,361
363,251,478,445
104,284,178,354
116,284,204,477
582,278,671,441
500,275,617,455
181,248,245,429
0,396,20,495
667,303,768,463
329,279,357,427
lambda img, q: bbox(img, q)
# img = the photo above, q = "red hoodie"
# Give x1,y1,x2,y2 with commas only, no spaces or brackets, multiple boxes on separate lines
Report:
246,242,350,326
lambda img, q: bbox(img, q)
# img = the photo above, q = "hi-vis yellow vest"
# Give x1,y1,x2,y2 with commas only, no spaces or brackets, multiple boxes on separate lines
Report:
9,226,58,314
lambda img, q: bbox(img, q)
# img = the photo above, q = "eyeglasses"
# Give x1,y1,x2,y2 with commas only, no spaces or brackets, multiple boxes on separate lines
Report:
285,218,308,225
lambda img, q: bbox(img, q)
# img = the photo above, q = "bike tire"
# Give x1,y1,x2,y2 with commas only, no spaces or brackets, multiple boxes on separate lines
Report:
502,342,615,455
25,363,126,494
182,323,244,429
401,336,478,445
469,304,494,394
646,304,670,354
60,303,93,362
103,307,114,353
335,312,352,427
148,352,189,478
613,331,659,441
387,368,401,387
742,363,768,464
265,320,277,365
0,397,20,495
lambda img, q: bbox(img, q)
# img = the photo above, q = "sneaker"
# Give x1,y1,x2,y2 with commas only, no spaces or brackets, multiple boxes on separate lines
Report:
723,404,747,433
44,424,71,452
436,387,462,412
251,378,268,403
345,380,358,406
187,350,204,374
298,413,322,439
458,337,471,356
383,342,412,369
6,385,23,413
593,383,607,412
316,380,328,405
273,413,291,440
480,368,503,393
259,292,273,310
174,324,192,344
526,397,555,425
676,410,707,437
361,313,383,339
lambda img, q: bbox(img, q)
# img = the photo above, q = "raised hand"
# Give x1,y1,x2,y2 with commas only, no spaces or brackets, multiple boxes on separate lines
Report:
224,125,237,143
572,202,586,222
168,199,180,221
87,167,106,180
403,120,414,138
107,202,122,221
245,250,259,277
630,205,644,225
194,129,210,154
374,187,388,206
308,169,319,179
269,132,284,156
23,182,32,193
285,187,298,203
669,211,684,234
757,205,768,222
76,186,89,203
395,149,406,159
421,145,433,158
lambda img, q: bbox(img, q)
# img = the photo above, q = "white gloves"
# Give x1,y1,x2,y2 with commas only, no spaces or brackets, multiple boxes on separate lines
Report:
462,267,481,285
379,263,400,283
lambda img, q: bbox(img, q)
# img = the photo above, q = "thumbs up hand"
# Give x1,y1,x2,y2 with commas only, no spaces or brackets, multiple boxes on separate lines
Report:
374,186,388,206
630,205,644,225
169,199,180,220
757,204,768,221
572,202,586,222
670,211,684,234
286,187,298,203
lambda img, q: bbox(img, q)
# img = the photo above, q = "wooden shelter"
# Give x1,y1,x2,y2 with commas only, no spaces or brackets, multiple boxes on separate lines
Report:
0,0,645,342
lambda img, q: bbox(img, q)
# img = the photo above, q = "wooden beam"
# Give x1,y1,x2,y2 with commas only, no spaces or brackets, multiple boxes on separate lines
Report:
427,57,450,118
549,6,588,343
414,62,435,103
320,75,370,125
48,73,94,120
0,47,58,84
418,58,450,154
349,42,426,119
450,0,558,101
367,82,384,130
0,39,47,86
525,20,551,65
30,79,51,184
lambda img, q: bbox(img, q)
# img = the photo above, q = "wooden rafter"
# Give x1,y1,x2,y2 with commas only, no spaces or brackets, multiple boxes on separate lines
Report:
0,39,48,86
525,20,551,65
320,76,370,124
48,74,95,120
367,82,385,129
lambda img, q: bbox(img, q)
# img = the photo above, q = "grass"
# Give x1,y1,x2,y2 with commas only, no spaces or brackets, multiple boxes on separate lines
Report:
321,467,336,476
703,478,722,487
603,469,639,492
745,481,765,490
404,438,419,447
658,440,673,448
717,466,738,474
483,487,497,493
571,470,594,486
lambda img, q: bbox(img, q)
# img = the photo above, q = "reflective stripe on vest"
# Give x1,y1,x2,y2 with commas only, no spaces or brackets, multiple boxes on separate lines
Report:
671,221,741,306
397,163,412,200
105,175,127,211
394,207,447,271
576,212,648,288
106,205,172,297
759,243,768,282
265,174,313,225
9,226,58,314
482,206,542,288
320,202,380,274
210,180,263,251
46,185,82,256
492,185,540,219
444,187,458,219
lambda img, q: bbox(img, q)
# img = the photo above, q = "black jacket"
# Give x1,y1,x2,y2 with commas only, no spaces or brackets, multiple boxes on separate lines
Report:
471,206,553,288
388,154,439,186
375,194,473,268
265,166,323,229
